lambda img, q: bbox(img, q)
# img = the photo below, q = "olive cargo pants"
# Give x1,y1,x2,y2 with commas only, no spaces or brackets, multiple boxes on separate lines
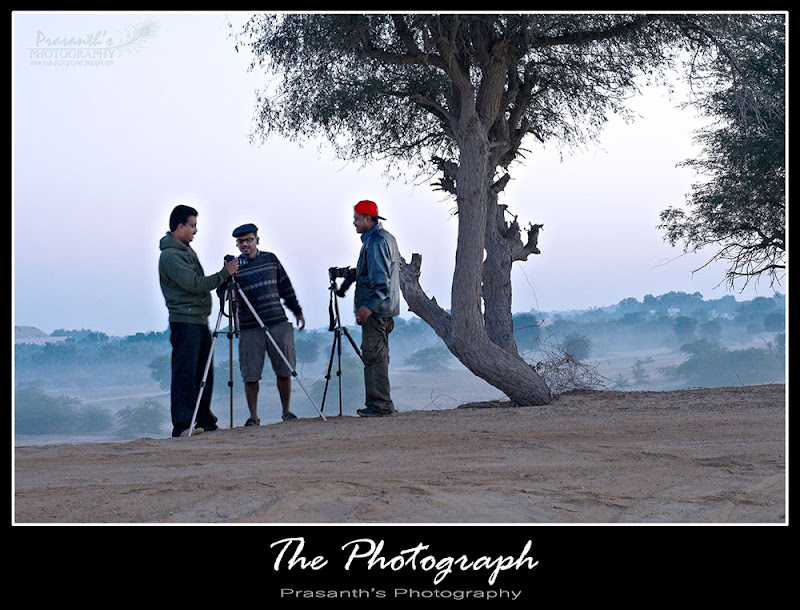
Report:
361,315,395,414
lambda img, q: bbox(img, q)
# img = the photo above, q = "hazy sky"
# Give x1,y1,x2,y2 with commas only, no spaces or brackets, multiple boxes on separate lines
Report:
12,11,771,337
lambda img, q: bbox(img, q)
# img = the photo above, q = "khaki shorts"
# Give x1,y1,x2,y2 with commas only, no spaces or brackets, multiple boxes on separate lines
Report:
238,322,296,381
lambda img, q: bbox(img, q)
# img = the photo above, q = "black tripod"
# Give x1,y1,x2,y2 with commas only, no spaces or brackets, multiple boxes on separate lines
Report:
224,279,241,429
321,272,363,416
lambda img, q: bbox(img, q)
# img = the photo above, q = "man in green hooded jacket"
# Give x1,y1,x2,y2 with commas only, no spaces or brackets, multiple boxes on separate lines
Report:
159,204,239,437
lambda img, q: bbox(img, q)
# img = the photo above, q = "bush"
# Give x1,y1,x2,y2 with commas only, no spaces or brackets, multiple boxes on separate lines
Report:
561,332,592,361
75,404,116,433
404,346,456,371
15,388,114,435
115,398,169,437
147,355,172,390
665,340,784,387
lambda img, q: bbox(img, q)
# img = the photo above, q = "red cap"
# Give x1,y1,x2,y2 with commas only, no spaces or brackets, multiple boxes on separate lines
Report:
354,200,386,220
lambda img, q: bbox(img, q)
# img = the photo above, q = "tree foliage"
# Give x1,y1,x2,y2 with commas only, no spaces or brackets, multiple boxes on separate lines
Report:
665,339,784,387
14,389,114,435
659,14,785,289
404,345,457,371
237,14,699,178
115,399,169,437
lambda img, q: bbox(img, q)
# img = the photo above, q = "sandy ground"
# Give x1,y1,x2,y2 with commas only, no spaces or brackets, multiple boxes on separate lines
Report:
13,384,785,524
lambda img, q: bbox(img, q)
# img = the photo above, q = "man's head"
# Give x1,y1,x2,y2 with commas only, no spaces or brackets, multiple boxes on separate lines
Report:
353,200,385,234
169,204,199,245
232,223,259,259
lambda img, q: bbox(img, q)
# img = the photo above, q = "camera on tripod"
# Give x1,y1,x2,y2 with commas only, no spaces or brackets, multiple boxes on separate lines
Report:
329,266,356,297
225,254,249,269
328,266,354,281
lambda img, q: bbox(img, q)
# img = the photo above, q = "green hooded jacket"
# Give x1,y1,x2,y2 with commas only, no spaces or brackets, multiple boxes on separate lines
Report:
158,232,231,325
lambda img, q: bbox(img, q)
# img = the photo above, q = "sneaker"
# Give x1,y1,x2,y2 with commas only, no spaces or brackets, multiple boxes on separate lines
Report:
179,426,204,437
281,411,298,422
244,417,260,427
356,407,396,418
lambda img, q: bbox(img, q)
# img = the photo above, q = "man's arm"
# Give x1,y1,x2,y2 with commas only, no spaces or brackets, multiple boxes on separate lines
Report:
162,250,236,293
275,257,305,329
363,239,392,313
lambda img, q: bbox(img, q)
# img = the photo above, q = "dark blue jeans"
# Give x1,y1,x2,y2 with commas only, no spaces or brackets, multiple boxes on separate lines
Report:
169,322,218,436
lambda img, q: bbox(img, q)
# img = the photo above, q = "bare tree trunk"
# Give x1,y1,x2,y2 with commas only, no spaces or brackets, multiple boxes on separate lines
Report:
400,251,552,406
483,186,518,354
483,176,544,353
400,134,551,406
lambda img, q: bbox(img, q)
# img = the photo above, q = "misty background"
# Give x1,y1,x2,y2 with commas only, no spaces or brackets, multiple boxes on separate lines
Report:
13,12,785,445
15,291,786,445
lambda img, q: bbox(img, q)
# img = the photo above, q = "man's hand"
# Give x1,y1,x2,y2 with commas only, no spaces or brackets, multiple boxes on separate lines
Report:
355,306,372,325
224,257,240,275
296,313,306,331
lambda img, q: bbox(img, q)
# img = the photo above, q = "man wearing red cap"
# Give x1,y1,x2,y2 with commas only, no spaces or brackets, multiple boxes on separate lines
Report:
352,200,401,417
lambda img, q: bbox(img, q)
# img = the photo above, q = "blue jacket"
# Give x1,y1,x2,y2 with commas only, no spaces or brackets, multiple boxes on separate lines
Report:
354,222,400,318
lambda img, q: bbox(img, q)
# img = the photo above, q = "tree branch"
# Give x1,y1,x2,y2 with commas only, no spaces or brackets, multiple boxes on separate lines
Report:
398,254,453,343
409,93,458,126
528,14,661,49
431,155,459,195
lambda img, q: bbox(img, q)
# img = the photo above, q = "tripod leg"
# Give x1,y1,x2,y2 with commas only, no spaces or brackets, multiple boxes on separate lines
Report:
320,330,339,413
341,327,364,362
337,327,344,417
234,281,327,421
228,290,234,429
228,341,234,428
188,307,225,436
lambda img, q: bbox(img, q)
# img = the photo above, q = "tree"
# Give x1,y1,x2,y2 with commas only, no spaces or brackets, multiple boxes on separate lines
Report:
659,14,785,290
295,334,322,372
235,14,765,405
404,345,457,371
15,389,81,435
673,316,698,343
115,399,169,437
147,354,171,390
561,332,592,361
667,340,784,387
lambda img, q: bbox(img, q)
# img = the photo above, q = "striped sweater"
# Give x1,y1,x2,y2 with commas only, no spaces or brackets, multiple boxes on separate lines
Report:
234,251,302,330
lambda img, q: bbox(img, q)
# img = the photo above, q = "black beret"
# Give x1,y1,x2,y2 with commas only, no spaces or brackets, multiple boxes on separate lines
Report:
232,223,258,237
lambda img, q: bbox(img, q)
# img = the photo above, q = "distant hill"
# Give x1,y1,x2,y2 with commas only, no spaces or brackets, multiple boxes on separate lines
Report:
14,326,70,345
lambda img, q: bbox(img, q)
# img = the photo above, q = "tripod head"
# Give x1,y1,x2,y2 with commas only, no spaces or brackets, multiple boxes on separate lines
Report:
219,256,242,337
220,255,239,301
327,267,354,332
329,266,356,298
224,253,250,270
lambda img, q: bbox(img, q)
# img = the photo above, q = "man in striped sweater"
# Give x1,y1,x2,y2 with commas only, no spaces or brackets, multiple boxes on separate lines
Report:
230,223,306,425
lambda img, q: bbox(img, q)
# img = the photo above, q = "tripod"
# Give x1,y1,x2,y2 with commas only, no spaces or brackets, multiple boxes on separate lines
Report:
188,275,327,436
187,280,239,436
224,280,241,428
321,276,363,416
